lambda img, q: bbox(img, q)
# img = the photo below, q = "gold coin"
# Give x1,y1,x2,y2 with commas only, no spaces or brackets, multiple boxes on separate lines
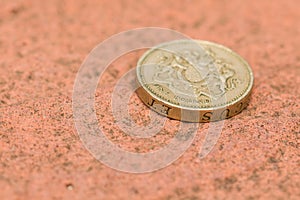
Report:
136,40,254,122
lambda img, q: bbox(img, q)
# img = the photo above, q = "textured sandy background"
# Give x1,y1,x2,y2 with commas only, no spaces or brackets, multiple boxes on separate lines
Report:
0,0,299,199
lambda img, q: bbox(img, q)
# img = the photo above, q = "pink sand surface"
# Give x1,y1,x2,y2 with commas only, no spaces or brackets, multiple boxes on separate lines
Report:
0,0,299,199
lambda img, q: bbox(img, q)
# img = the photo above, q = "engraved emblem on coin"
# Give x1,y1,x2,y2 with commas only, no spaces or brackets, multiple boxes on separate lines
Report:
153,49,240,102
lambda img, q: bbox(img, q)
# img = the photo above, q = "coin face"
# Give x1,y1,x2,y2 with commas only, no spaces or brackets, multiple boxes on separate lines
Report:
136,40,254,122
